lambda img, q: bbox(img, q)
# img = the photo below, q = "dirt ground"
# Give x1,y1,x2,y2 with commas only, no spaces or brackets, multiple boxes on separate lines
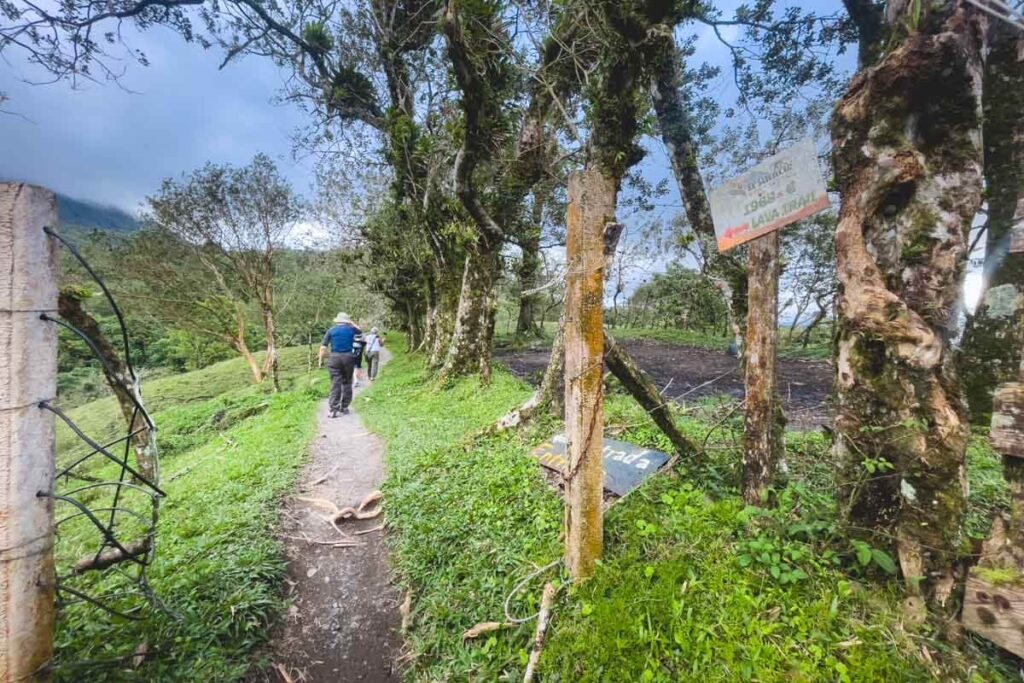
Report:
496,338,834,429
251,361,402,682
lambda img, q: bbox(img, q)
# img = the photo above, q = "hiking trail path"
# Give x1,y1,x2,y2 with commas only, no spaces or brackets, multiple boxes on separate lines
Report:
260,352,402,682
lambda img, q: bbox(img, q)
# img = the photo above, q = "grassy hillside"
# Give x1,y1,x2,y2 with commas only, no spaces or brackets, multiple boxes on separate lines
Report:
358,341,1013,682
53,347,323,681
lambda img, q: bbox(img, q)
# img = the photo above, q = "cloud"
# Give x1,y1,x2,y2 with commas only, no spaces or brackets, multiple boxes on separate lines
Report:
0,24,314,212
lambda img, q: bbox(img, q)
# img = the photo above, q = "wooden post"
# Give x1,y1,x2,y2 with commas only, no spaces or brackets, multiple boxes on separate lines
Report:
0,183,58,680
963,361,1024,657
563,170,614,581
742,231,781,505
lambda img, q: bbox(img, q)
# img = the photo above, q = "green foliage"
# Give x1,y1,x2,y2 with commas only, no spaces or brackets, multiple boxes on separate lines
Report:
623,264,729,332
302,22,333,53
357,340,563,681
54,347,323,681
359,342,1015,682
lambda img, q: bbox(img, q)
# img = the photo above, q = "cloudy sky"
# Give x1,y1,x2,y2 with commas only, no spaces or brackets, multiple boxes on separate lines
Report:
0,25,315,213
0,1,781,215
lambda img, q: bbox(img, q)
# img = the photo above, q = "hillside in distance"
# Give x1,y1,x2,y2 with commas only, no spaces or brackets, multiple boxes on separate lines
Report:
57,193,141,233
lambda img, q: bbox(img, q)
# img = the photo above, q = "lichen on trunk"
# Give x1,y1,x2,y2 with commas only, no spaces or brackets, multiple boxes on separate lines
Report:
437,243,500,384
830,4,984,613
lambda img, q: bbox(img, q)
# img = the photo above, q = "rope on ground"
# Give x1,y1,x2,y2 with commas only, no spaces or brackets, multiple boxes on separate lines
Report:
503,559,562,624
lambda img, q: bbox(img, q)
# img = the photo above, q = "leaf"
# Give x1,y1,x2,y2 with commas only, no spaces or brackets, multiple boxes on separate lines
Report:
856,545,872,567
871,549,897,575
769,564,781,580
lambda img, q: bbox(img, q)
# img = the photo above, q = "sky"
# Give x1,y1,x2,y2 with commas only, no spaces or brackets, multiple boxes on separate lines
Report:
0,1,762,214
0,25,315,213
0,1,984,313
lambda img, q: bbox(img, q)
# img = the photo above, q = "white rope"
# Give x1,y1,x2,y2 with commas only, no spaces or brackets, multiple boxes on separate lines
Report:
503,559,562,624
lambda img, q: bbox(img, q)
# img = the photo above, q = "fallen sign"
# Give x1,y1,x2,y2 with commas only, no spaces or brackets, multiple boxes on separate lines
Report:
530,434,670,496
709,137,830,252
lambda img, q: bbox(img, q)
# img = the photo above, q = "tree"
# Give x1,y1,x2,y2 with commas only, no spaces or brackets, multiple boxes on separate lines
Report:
147,154,305,390
780,213,838,346
831,0,984,615
959,19,1024,423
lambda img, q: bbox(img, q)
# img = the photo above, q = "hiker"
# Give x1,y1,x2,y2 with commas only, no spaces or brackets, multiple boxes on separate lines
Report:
365,327,384,380
318,312,362,417
353,326,367,388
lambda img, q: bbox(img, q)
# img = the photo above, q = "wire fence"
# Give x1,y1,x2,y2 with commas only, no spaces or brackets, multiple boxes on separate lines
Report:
40,227,168,671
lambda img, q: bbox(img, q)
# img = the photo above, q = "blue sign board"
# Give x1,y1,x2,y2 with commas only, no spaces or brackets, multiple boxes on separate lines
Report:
530,433,671,496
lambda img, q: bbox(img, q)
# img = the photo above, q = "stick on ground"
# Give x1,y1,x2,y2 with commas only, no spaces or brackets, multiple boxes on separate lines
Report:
523,582,557,683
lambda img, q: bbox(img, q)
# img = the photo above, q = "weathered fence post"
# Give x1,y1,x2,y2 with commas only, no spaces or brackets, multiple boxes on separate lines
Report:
563,170,614,581
963,357,1024,657
742,231,781,505
0,183,58,681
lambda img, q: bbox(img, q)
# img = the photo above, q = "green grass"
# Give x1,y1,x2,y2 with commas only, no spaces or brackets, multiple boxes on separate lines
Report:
53,347,324,681
359,341,1014,682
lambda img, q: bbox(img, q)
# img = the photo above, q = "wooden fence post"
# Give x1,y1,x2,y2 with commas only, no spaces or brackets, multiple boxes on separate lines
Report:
962,355,1024,657
0,183,58,681
564,170,614,581
742,231,781,505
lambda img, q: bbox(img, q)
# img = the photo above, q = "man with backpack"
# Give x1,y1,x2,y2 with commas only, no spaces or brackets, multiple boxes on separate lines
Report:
318,312,362,417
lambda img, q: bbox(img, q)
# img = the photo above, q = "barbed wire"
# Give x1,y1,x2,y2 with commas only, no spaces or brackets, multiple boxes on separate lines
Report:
39,227,170,670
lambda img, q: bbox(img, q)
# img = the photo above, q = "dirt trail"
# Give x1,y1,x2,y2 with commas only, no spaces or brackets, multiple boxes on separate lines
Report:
257,357,401,682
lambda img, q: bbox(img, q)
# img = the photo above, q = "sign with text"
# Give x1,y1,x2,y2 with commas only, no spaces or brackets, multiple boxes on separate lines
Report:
530,434,670,497
709,138,830,252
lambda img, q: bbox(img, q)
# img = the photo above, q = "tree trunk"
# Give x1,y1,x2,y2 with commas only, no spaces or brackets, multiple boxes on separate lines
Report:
831,4,984,613
516,222,544,340
237,338,264,384
742,233,782,505
428,269,461,369
959,22,1024,423
57,291,160,563
261,304,281,393
438,244,498,384
649,35,748,349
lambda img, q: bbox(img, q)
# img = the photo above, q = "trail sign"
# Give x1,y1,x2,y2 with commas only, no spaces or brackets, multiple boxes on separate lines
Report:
531,434,670,497
709,138,830,252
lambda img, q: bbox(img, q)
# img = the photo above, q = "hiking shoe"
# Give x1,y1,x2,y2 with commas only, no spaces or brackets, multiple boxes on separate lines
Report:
329,410,338,418
341,408,350,415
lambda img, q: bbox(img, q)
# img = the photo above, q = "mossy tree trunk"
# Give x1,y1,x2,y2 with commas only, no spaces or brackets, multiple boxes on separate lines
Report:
831,4,984,614
649,34,748,351
437,243,500,384
426,267,463,369
959,22,1024,423
516,220,544,339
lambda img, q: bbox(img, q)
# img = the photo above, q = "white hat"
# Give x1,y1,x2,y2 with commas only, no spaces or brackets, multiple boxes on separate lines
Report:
334,312,352,323
371,326,379,334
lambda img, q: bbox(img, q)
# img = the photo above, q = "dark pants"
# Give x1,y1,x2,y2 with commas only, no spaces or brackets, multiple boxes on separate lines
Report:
367,351,380,380
327,352,356,412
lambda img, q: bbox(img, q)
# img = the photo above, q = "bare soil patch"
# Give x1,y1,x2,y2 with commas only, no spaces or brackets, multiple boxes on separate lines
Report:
496,338,834,429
